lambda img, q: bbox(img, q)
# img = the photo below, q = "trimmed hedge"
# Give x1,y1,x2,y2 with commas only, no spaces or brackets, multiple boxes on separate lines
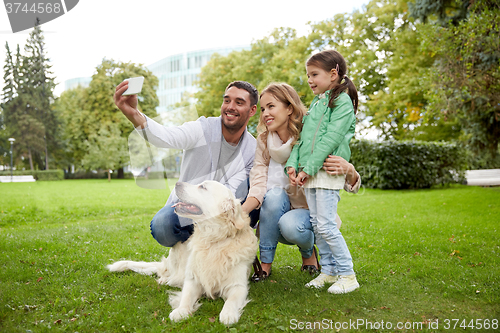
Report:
34,170,64,181
350,140,467,189
65,171,134,180
0,169,64,181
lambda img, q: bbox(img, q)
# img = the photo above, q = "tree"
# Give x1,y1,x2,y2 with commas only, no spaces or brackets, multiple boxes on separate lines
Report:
409,0,470,26
51,86,87,169
54,59,159,177
0,42,16,167
23,23,58,170
1,24,58,171
81,123,128,181
418,1,500,165
1,43,44,170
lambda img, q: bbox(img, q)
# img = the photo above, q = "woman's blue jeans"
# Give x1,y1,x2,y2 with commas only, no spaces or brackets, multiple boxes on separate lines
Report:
259,187,315,264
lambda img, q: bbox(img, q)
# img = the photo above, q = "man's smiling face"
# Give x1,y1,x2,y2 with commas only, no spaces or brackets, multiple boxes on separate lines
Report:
220,86,253,132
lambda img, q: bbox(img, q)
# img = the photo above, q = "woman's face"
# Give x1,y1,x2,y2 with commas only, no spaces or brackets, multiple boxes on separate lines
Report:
260,93,292,139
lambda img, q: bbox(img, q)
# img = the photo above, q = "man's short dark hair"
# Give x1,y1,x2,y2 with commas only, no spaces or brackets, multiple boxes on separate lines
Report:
225,81,259,106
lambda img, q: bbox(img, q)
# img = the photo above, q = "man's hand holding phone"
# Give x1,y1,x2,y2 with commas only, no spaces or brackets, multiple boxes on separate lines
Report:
114,77,146,129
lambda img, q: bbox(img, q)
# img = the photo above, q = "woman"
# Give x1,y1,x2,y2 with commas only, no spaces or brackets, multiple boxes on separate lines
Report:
241,83,360,282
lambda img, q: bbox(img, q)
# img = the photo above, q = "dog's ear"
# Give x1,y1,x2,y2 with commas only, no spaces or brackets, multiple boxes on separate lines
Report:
221,198,246,230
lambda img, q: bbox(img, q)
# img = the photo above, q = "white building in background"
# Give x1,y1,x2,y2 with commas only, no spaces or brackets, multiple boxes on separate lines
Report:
64,77,92,91
147,45,248,113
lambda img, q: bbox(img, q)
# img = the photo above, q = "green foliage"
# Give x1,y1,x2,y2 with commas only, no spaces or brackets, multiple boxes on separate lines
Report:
0,170,36,176
419,2,500,163
53,59,159,174
51,86,87,166
409,0,470,25
64,170,134,180
33,169,64,181
351,139,467,189
1,24,59,171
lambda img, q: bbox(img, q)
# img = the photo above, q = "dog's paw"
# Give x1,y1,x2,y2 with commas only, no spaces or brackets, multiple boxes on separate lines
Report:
169,308,190,322
219,309,240,326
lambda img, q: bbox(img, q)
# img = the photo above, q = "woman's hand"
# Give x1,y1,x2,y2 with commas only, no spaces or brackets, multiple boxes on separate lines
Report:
241,197,259,214
287,167,297,186
322,155,359,186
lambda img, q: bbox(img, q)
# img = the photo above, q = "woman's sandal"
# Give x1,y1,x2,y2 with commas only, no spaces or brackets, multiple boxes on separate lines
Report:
301,246,320,275
251,257,272,282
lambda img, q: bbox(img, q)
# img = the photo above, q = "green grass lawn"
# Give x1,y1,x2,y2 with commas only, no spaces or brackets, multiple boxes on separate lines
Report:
1,180,499,332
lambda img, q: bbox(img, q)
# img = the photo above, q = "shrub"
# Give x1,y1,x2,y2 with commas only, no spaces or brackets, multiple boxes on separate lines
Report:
0,170,64,181
33,170,64,181
0,170,34,176
350,140,467,189
64,170,135,180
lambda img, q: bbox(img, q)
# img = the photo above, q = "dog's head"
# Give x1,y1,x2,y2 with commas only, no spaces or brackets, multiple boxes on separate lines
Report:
173,181,248,230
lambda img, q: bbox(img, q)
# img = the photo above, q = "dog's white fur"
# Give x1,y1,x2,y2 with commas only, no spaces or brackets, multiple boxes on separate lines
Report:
107,180,258,325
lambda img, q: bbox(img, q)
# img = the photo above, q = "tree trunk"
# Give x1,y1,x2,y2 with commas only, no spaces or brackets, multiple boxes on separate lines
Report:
118,167,124,179
44,136,49,170
108,169,111,182
28,147,34,170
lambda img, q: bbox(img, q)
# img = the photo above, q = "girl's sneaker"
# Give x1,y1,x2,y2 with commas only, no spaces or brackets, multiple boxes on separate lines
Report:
327,274,359,294
305,273,338,288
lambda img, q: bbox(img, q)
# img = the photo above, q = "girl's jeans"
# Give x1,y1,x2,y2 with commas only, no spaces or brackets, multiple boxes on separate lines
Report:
304,188,354,276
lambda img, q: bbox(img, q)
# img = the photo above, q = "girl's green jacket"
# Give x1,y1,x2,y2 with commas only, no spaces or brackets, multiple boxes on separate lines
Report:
285,91,356,177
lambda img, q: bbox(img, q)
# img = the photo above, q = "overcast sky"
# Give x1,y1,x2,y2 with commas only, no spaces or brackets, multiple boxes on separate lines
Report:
0,0,368,97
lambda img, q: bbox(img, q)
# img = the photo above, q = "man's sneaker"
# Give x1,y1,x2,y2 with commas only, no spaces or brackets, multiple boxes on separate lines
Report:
327,274,359,294
305,273,338,288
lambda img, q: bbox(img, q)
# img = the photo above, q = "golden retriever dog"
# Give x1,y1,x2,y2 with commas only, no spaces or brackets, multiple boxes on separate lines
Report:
107,180,258,325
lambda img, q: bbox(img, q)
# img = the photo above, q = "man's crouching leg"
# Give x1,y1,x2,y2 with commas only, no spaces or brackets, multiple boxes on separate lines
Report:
150,205,194,247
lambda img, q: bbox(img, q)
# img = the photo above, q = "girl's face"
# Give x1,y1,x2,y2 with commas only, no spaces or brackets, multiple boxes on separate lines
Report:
260,93,292,141
306,64,336,95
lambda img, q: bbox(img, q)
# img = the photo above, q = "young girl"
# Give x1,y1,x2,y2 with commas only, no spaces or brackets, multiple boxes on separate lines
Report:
285,50,359,294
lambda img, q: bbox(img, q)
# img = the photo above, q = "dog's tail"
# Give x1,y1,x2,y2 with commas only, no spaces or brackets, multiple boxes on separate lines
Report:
107,260,164,276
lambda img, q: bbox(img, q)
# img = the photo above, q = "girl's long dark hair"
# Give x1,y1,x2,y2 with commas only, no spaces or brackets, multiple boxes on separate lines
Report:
306,50,358,114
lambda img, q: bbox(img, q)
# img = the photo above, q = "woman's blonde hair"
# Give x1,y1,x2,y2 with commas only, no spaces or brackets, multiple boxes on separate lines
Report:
257,83,307,146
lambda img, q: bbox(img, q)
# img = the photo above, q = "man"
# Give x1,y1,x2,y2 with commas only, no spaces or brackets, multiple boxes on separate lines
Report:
114,80,258,248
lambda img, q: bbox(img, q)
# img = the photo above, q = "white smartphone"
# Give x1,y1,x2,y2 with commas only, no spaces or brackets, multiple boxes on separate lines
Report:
122,76,144,95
